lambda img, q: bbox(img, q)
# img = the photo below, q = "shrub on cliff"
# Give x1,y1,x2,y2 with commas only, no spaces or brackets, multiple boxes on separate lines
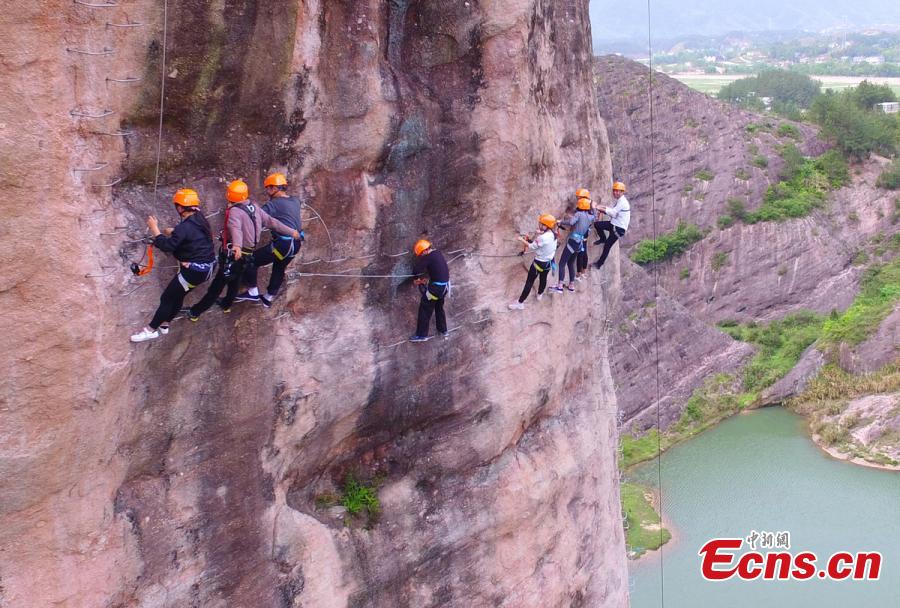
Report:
809,91,898,160
876,159,900,190
631,221,705,265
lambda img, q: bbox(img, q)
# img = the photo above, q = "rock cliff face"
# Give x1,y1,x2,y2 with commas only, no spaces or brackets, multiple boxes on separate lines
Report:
594,55,898,429
1,3,628,608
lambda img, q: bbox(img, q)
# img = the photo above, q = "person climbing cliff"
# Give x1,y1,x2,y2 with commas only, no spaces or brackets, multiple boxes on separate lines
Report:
187,180,299,320
551,196,595,293
575,188,592,281
235,173,304,308
130,189,216,343
509,214,558,310
409,239,450,342
593,181,630,270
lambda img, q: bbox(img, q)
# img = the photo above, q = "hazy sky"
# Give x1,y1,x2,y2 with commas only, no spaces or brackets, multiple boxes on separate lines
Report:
590,0,900,44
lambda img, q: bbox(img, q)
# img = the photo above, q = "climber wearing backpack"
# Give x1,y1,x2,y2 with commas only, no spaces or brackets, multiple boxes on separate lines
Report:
187,180,300,320
509,214,558,310
409,239,451,343
551,195,595,293
130,189,216,343
236,172,305,308
593,181,631,270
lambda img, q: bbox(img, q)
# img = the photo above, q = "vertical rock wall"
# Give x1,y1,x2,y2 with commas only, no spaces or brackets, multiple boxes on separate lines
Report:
1,2,628,607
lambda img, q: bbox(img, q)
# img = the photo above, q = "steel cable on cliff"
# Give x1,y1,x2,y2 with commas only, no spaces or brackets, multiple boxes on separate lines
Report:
151,0,169,204
646,1,666,605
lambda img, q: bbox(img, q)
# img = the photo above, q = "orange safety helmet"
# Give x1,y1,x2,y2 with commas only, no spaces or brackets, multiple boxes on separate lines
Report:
576,188,591,199
226,179,249,203
414,239,432,256
264,172,288,188
612,181,627,192
173,188,200,207
538,214,557,229
577,197,592,211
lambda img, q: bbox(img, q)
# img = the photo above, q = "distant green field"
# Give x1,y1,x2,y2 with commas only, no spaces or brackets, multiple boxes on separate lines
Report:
671,74,900,98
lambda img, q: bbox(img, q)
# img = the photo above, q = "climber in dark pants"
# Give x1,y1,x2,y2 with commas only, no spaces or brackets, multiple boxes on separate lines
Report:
189,180,299,320
593,181,631,270
130,188,215,343
236,172,304,308
409,239,450,342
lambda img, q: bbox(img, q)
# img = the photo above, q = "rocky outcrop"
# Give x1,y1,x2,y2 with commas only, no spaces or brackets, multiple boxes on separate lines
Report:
839,306,899,374
814,392,900,469
1,3,628,608
610,259,754,431
760,345,827,406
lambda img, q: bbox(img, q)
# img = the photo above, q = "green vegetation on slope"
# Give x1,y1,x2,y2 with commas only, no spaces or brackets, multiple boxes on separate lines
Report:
820,258,900,346
620,374,753,469
719,311,826,392
810,84,899,160
631,221,705,265
621,482,671,557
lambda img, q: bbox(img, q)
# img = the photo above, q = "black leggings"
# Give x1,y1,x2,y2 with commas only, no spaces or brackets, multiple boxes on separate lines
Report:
191,252,248,315
577,243,588,273
149,265,212,329
416,283,448,336
557,237,581,284
243,237,300,297
518,259,552,303
594,221,625,269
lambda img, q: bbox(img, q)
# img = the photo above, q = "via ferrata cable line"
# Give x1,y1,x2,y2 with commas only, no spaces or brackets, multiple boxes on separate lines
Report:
646,1,666,605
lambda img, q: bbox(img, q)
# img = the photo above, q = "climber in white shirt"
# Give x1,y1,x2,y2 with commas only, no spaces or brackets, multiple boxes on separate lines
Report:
509,214,559,310
593,181,630,270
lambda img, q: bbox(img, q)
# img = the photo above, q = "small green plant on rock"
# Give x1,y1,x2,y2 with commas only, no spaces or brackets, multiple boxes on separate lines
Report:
695,169,714,181
679,267,691,280
735,168,751,181
752,155,768,169
341,474,381,518
711,251,730,272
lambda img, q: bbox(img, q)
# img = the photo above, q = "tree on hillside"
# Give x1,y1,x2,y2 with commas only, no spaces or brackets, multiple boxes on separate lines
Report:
718,69,821,116
810,91,898,160
849,80,897,111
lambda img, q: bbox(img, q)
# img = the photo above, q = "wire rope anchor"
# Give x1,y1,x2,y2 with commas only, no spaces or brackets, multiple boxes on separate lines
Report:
106,20,143,28
70,109,115,119
73,0,118,7
92,177,123,188
72,161,110,173
106,76,142,84
91,129,134,137
66,47,115,56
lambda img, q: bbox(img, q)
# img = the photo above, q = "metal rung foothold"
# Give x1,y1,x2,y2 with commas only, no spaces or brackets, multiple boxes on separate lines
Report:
106,76,142,84
93,177,123,188
106,21,143,28
72,162,110,173
66,47,114,56
91,129,134,137
74,0,118,7
70,109,115,119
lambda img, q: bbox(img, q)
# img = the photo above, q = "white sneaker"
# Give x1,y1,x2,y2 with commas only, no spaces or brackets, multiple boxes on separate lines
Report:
159,325,170,335
130,328,160,343
537,293,543,301
508,302,525,310
575,276,584,283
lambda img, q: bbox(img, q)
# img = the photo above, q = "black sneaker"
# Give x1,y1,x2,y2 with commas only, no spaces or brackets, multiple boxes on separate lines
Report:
260,295,272,308
409,335,431,343
235,291,260,303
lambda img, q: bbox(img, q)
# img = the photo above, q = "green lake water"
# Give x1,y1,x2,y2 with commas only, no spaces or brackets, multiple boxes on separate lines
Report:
628,408,900,608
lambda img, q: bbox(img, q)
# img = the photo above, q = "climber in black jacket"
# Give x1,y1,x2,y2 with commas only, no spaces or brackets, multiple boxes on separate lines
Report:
130,189,216,343
409,239,450,342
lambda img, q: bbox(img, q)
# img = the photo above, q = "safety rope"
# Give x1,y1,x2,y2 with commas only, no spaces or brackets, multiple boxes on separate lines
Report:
151,0,168,204
646,1,666,604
